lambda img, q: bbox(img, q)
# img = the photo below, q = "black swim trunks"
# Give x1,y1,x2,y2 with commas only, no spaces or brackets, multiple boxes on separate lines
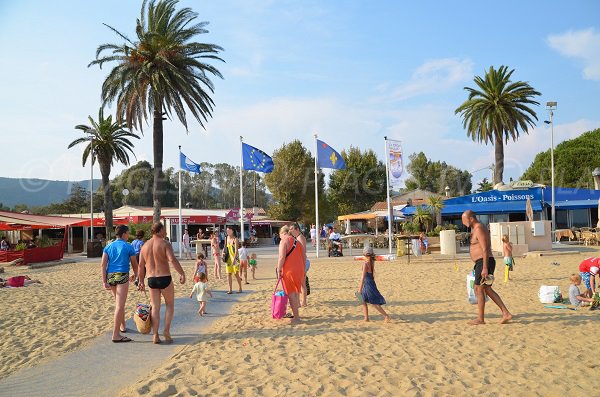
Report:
473,257,496,286
147,275,172,290
107,272,129,286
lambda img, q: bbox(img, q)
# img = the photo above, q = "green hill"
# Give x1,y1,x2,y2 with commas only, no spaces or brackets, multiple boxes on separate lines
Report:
521,128,600,188
0,177,101,208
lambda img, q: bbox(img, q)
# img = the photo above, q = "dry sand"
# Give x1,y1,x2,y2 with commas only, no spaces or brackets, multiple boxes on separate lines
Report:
119,249,600,397
2,249,600,396
0,258,225,380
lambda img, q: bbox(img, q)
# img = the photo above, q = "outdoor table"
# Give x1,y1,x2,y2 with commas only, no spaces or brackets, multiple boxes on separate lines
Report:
193,239,212,256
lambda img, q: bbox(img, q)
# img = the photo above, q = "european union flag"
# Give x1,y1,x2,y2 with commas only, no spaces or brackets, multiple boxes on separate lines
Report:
316,139,346,169
180,152,201,174
242,142,274,173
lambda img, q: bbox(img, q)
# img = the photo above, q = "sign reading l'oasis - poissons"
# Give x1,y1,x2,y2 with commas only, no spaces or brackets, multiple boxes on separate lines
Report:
446,188,543,205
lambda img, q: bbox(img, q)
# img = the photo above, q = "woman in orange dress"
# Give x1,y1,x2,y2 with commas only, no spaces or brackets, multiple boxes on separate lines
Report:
276,226,305,322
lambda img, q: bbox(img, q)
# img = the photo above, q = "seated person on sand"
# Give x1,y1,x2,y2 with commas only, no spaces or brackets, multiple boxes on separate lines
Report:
569,274,595,307
328,227,343,254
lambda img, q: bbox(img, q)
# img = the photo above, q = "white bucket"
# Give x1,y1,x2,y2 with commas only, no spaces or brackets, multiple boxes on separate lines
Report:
539,286,560,303
466,271,489,304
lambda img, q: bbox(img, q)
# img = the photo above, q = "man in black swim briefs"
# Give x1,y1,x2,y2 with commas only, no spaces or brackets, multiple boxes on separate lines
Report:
138,222,186,344
462,210,512,325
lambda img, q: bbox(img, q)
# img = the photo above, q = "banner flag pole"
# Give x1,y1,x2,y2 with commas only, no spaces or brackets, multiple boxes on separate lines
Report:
314,133,319,258
384,137,393,254
239,136,245,242
178,145,183,259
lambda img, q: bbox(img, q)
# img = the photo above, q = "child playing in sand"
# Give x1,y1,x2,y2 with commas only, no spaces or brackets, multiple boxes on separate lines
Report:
569,274,594,307
194,253,207,282
190,273,212,316
249,252,258,280
357,246,390,322
502,235,514,282
238,241,249,285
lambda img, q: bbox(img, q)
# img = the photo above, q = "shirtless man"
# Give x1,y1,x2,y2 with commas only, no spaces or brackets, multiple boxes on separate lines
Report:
462,210,512,325
138,222,186,344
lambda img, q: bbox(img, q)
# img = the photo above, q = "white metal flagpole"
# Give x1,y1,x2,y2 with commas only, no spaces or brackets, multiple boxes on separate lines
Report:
314,133,319,258
239,136,245,242
178,145,183,259
384,137,392,254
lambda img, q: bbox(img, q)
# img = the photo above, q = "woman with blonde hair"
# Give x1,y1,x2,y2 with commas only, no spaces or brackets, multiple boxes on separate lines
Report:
276,225,304,322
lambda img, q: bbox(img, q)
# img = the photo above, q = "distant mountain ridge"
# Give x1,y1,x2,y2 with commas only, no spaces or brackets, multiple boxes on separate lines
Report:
0,177,101,208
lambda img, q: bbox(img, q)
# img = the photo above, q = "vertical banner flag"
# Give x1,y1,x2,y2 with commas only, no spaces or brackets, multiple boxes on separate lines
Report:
180,152,201,174
387,139,403,188
316,139,346,169
242,143,274,173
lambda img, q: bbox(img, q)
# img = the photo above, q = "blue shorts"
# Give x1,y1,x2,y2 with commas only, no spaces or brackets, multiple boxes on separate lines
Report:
581,272,592,291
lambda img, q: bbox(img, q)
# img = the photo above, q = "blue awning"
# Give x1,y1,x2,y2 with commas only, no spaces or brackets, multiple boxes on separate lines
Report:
402,201,543,216
554,200,600,210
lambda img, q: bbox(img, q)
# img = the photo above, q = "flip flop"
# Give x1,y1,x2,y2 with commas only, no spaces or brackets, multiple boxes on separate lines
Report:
120,327,127,333
283,313,294,319
226,291,233,294
112,336,133,343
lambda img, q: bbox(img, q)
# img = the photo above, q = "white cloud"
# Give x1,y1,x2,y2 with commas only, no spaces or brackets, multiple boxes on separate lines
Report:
547,28,600,81
375,58,473,102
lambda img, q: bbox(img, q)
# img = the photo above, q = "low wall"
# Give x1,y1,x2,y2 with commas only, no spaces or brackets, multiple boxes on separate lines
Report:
0,244,64,266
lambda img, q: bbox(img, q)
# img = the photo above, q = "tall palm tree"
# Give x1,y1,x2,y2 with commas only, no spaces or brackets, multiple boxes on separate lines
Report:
89,0,224,222
412,206,432,233
455,66,541,185
426,195,444,227
68,108,139,237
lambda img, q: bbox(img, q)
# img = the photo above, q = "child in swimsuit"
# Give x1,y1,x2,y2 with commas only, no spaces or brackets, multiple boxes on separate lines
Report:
239,241,249,285
502,235,514,282
249,253,258,280
194,253,207,282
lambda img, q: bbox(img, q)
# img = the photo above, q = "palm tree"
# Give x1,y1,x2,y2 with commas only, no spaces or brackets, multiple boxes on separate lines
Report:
426,195,444,227
455,66,541,185
412,206,432,233
68,108,139,237
89,0,224,222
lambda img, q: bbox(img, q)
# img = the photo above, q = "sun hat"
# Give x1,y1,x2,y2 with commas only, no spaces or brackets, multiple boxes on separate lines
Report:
591,266,599,275
363,246,374,256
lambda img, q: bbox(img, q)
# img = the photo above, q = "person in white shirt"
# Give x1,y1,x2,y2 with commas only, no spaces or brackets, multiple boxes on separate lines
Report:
182,229,193,260
310,225,317,247
238,241,250,285
328,227,343,254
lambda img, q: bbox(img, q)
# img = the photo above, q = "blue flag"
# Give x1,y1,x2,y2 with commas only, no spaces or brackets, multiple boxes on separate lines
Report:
316,139,346,169
242,142,274,173
180,152,201,174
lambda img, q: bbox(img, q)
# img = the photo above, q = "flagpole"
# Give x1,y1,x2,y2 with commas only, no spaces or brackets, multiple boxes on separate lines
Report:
178,145,183,259
384,137,392,254
314,133,319,258
239,136,245,242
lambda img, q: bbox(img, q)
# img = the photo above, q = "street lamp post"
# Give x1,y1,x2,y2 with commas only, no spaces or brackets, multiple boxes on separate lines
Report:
90,135,94,242
545,101,557,240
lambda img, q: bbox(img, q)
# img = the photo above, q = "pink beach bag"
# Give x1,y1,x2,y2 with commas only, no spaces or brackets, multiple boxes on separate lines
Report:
271,278,288,319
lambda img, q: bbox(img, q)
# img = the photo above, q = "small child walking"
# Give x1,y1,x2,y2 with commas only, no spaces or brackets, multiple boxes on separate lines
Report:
238,241,250,285
357,246,390,322
190,273,212,316
502,235,514,282
248,252,258,280
194,253,208,283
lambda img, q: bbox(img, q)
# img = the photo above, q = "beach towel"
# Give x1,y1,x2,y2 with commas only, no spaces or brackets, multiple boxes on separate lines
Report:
271,278,288,319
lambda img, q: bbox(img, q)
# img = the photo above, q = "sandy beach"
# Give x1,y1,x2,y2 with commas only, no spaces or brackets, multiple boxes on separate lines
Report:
2,248,600,396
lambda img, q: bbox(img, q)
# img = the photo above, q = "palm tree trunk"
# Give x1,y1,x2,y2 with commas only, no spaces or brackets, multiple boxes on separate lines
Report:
494,133,504,185
99,162,113,238
152,103,164,224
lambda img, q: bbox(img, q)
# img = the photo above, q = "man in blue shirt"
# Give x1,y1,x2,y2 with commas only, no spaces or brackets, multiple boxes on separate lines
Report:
101,225,138,343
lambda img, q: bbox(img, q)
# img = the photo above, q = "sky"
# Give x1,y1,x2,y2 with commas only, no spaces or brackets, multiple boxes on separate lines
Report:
0,0,599,189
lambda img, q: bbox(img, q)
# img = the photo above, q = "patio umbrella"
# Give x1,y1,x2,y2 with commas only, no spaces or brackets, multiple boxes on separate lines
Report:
526,197,534,222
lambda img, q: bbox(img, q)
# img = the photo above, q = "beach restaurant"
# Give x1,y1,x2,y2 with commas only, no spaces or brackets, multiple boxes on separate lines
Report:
401,186,600,229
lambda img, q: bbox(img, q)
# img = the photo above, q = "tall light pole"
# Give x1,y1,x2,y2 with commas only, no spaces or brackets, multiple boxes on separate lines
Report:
545,101,557,240
90,134,94,242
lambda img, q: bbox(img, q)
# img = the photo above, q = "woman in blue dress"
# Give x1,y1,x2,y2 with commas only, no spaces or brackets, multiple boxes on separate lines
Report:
358,246,390,322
